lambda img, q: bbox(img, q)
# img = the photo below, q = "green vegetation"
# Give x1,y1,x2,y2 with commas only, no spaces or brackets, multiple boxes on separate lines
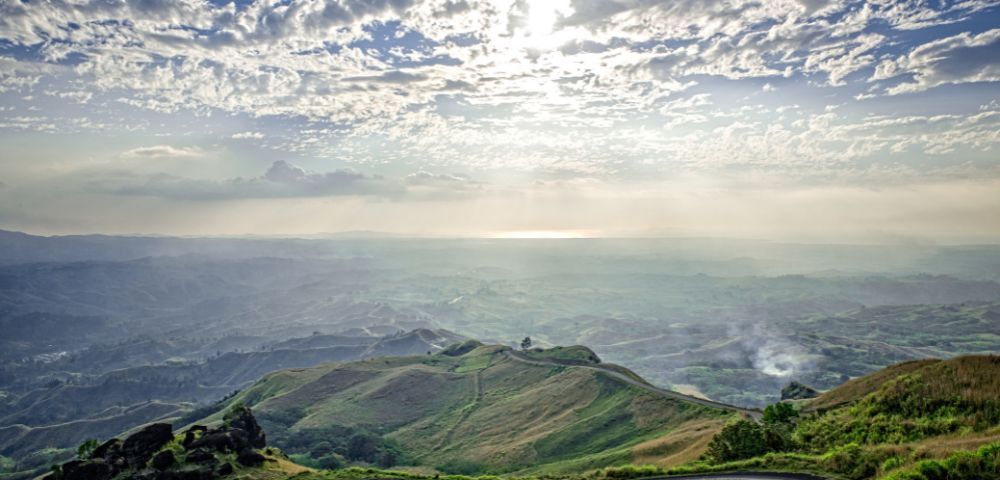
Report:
521,346,602,364
797,356,1000,449
75,439,98,460
702,401,798,463
674,355,1000,479
205,344,730,475
881,441,1000,480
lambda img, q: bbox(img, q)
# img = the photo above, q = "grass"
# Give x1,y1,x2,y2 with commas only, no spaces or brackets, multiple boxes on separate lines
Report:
660,355,1000,480
207,344,731,475
521,346,602,365
797,356,1000,450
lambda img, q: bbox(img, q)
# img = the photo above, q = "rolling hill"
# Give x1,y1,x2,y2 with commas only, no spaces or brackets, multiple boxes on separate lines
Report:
202,344,740,475
0,329,464,477
643,355,1000,480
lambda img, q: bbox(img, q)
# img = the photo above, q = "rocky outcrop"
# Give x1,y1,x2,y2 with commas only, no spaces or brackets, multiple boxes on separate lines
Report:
44,406,270,480
123,423,174,467
781,381,819,400
222,405,266,449
237,447,266,467
151,450,176,470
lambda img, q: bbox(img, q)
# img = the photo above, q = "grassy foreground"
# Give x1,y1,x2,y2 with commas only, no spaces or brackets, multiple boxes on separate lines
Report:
595,355,1000,480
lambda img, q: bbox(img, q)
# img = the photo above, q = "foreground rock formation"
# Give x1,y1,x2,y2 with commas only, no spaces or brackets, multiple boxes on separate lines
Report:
46,405,268,480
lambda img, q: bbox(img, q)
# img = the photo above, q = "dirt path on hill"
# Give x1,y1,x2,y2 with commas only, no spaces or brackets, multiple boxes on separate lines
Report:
503,350,763,420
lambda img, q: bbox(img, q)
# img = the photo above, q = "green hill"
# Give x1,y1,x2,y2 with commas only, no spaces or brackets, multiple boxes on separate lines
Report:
635,355,1000,480
203,344,736,475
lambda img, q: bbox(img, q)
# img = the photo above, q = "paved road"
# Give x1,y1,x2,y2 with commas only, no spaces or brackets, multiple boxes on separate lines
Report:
503,349,763,419
645,473,826,480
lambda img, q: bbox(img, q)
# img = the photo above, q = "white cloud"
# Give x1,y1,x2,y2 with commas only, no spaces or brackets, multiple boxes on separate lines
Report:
0,0,998,221
122,145,204,159
875,29,1000,95
231,131,265,140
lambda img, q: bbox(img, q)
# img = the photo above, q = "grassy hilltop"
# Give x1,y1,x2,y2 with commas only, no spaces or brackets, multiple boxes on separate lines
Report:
201,343,735,475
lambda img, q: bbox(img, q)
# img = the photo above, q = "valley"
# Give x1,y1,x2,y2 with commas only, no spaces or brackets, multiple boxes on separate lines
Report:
1,232,999,480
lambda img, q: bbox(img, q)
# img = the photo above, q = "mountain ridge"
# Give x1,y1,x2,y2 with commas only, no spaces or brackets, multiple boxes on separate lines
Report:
198,343,741,475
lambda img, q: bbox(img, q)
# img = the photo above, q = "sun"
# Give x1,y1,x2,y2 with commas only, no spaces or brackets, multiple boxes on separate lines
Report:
516,1,574,49
526,3,558,37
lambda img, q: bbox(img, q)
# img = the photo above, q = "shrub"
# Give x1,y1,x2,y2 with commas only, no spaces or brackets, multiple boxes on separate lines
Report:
704,419,771,463
879,441,1000,480
76,439,99,460
882,456,904,472
602,464,663,479
763,402,799,425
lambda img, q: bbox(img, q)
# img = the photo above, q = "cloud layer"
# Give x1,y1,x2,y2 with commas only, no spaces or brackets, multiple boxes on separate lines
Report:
0,0,998,237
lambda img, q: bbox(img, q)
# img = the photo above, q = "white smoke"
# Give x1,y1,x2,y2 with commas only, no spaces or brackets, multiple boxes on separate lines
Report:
733,322,813,377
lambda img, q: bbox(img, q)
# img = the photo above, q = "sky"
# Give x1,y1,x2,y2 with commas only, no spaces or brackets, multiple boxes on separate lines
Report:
0,0,999,242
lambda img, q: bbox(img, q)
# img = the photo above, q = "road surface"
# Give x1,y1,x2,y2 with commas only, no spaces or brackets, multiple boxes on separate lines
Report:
646,474,826,480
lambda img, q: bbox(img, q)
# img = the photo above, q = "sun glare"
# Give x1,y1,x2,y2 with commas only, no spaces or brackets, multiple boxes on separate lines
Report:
527,3,558,37
517,1,574,49
492,230,593,239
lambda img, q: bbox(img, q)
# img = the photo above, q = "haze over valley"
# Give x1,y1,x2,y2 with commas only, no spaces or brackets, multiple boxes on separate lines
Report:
2,0,1000,478
2,230,1000,478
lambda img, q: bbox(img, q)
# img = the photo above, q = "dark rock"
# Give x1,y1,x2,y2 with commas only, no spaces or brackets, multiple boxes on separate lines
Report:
187,430,250,453
123,423,174,467
152,450,176,470
161,466,217,480
217,462,234,476
223,406,266,448
781,381,819,400
91,438,122,460
182,425,208,449
108,455,128,472
61,459,113,480
237,447,265,467
185,448,217,465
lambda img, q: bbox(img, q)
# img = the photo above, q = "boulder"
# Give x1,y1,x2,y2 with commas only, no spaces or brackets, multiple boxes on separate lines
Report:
91,438,122,460
237,447,265,467
160,466,217,480
217,462,234,476
60,459,113,480
185,449,217,465
123,423,174,467
152,450,176,470
187,430,250,453
781,381,819,400
223,406,266,448
182,425,208,449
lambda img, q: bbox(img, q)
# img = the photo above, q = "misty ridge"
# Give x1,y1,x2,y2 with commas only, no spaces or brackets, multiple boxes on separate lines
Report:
1,231,1000,478
2,229,999,401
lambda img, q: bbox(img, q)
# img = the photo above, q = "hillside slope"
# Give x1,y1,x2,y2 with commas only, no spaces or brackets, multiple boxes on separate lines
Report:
211,344,737,475
647,355,1000,480
0,329,463,477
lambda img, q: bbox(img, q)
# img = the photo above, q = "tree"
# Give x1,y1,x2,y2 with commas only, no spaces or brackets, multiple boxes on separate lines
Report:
704,419,770,463
316,454,343,470
77,439,99,460
347,433,379,463
520,337,532,350
310,441,334,458
763,401,799,425
378,450,397,467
